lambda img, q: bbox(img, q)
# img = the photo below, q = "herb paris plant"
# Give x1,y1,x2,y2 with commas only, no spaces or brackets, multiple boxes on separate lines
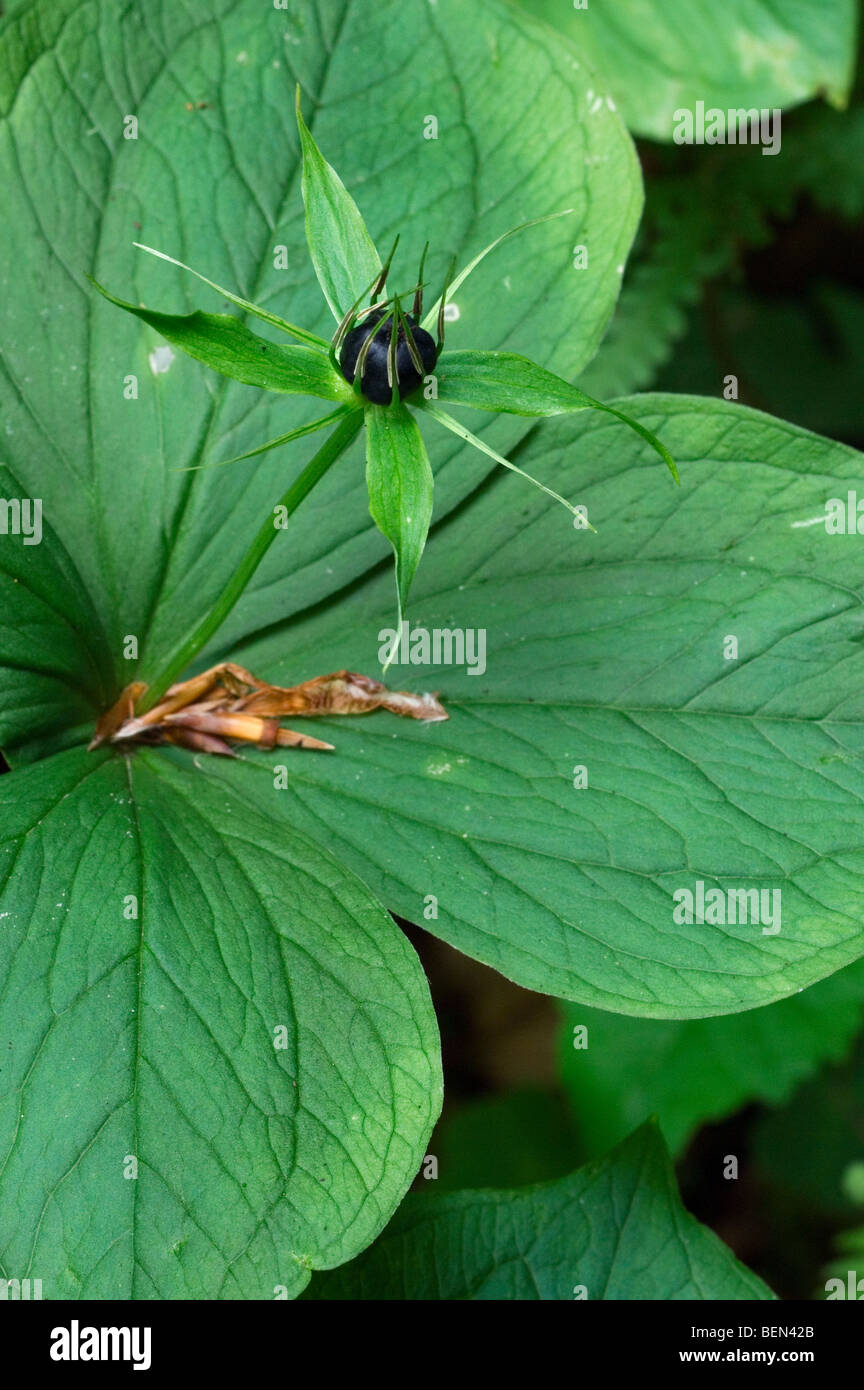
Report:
91,90,676,707
3,0,864,1303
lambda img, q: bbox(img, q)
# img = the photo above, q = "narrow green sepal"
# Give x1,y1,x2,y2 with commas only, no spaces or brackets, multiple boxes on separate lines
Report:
88,276,351,402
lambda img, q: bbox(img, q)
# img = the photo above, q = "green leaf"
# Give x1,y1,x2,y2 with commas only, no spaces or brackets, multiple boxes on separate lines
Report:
436,349,597,415
559,958,864,1157
419,210,575,334
365,403,434,627
129,243,330,349
181,406,359,474
432,349,678,477
89,278,350,402
0,467,114,763
421,401,588,520
232,395,864,1016
303,1123,774,1299
519,0,858,141
0,747,441,1298
296,88,382,321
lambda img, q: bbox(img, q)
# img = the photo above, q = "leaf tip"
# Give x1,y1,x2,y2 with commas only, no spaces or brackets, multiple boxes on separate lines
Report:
295,84,309,138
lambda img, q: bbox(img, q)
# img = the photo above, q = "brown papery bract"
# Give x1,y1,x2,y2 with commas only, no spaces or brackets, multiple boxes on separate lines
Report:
89,662,447,757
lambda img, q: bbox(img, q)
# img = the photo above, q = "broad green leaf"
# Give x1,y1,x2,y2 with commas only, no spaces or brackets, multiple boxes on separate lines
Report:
230,396,864,1017
303,1123,774,1299
0,0,642,745
520,0,858,141
365,403,434,627
296,90,382,321
0,467,113,763
431,349,678,476
419,210,575,334
0,747,441,1298
559,958,864,1157
89,280,350,402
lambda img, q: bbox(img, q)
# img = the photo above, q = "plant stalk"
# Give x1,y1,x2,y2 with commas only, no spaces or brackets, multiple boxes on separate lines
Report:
137,409,364,713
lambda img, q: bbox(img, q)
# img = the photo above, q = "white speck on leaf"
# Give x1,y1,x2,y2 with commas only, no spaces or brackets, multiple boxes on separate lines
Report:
149,344,175,375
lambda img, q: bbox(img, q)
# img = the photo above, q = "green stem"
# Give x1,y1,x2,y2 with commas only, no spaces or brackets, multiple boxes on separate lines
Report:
137,409,364,712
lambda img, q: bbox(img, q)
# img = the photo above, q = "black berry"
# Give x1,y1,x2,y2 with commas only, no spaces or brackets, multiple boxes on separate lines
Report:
340,309,437,405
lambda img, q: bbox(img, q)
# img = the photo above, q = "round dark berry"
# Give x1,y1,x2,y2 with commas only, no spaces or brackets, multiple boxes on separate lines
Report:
339,308,437,404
